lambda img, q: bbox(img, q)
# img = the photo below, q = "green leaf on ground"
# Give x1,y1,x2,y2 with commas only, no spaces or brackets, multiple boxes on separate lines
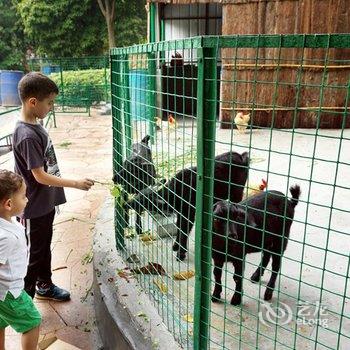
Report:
81,249,93,265
58,141,72,148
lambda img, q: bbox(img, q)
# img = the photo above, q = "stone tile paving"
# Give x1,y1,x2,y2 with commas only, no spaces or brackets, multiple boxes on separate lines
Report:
1,110,111,349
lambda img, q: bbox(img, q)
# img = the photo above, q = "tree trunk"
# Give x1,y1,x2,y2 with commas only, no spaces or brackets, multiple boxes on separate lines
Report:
97,0,116,48
107,18,116,48
22,56,30,73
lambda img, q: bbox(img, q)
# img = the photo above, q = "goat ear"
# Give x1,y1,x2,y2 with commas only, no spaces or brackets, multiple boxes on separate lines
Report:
141,135,151,145
247,212,257,227
240,152,249,165
213,202,219,212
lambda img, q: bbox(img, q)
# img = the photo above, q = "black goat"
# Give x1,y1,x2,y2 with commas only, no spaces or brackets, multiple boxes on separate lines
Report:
211,185,300,305
113,135,158,194
129,151,249,261
170,52,184,67
113,135,165,230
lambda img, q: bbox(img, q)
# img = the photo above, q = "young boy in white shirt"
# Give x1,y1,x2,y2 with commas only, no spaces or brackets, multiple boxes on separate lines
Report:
0,170,41,350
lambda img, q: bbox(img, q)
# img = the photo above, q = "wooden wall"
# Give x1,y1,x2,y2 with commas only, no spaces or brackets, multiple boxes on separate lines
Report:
220,0,350,128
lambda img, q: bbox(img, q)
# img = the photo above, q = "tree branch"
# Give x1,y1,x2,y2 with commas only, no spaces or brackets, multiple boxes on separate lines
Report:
106,0,110,21
97,0,106,18
111,1,116,21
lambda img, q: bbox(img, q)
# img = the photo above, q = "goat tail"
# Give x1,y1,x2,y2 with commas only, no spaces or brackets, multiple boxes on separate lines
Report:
289,185,301,207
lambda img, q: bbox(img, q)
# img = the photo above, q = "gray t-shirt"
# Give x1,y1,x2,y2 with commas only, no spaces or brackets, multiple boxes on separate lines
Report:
12,121,66,219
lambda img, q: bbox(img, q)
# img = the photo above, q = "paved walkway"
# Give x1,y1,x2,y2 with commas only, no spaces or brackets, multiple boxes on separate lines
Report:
1,110,112,349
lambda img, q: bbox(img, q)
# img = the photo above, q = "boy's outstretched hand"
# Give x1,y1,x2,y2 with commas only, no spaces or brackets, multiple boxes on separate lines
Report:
75,178,95,191
31,168,95,190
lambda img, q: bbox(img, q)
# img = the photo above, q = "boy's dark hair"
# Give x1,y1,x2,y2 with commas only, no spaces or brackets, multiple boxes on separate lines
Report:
18,72,59,102
0,170,23,201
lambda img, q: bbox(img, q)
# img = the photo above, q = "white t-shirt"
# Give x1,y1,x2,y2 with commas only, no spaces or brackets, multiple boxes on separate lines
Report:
0,217,29,301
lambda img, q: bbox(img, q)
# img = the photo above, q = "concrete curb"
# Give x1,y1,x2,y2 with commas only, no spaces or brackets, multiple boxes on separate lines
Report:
93,197,181,350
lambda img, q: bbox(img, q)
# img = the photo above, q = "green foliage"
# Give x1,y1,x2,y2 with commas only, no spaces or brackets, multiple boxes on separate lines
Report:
1,0,147,70
0,0,147,70
28,56,109,74
115,0,147,47
110,184,127,209
50,69,110,104
17,0,107,57
155,148,197,179
50,69,108,86
0,0,29,70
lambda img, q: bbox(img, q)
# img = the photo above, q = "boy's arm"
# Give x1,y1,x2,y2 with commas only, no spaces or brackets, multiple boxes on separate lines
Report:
0,236,11,265
15,138,93,190
31,167,94,190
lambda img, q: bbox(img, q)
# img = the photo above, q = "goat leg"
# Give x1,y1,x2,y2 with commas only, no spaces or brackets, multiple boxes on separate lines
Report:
135,212,143,235
251,250,271,283
212,260,224,302
172,213,181,252
231,257,244,306
176,208,195,261
264,253,281,301
124,205,130,229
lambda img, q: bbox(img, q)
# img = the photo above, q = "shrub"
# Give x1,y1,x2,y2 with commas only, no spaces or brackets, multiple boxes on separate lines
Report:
50,68,110,104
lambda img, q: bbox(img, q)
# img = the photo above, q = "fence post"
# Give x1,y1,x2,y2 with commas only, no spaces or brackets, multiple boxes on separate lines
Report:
148,2,157,143
111,54,126,250
193,46,218,350
104,55,109,103
149,2,156,43
159,7,165,63
59,58,64,103
148,52,156,143
123,54,132,155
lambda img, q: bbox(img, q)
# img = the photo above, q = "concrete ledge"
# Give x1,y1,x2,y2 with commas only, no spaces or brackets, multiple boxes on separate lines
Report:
93,197,181,350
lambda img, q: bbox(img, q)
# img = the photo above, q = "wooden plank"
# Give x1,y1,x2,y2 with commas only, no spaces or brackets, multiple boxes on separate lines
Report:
219,0,350,128
222,64,350,70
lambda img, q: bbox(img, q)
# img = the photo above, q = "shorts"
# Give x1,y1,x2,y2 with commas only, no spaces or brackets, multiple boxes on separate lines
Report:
0,290,41,333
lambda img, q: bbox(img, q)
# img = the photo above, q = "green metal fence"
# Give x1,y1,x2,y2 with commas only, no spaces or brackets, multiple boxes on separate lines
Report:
29,56,110,114
110,34,350,349
0,107,21,153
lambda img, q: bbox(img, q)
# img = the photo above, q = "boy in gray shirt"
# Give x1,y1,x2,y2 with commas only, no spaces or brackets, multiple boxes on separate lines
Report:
13,72,94,301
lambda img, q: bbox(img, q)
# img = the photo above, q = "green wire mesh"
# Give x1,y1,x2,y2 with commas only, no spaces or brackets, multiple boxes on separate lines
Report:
111,34,350,350
28,56,110,114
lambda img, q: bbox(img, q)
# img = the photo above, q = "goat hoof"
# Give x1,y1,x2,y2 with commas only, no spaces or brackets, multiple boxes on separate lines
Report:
172,242,179,251
211,294,221,303
250,272,260,283
264,289,273,301
176,252,186,261
230,294,242,306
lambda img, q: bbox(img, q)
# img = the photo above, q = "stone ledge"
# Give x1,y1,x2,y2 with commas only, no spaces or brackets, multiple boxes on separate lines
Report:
93,197,181,350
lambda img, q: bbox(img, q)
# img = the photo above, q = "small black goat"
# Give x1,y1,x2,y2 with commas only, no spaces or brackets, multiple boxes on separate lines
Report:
113,135,165,230
129,151,249,261
113,135,158,194
170,52,184,67
211,185,301,305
